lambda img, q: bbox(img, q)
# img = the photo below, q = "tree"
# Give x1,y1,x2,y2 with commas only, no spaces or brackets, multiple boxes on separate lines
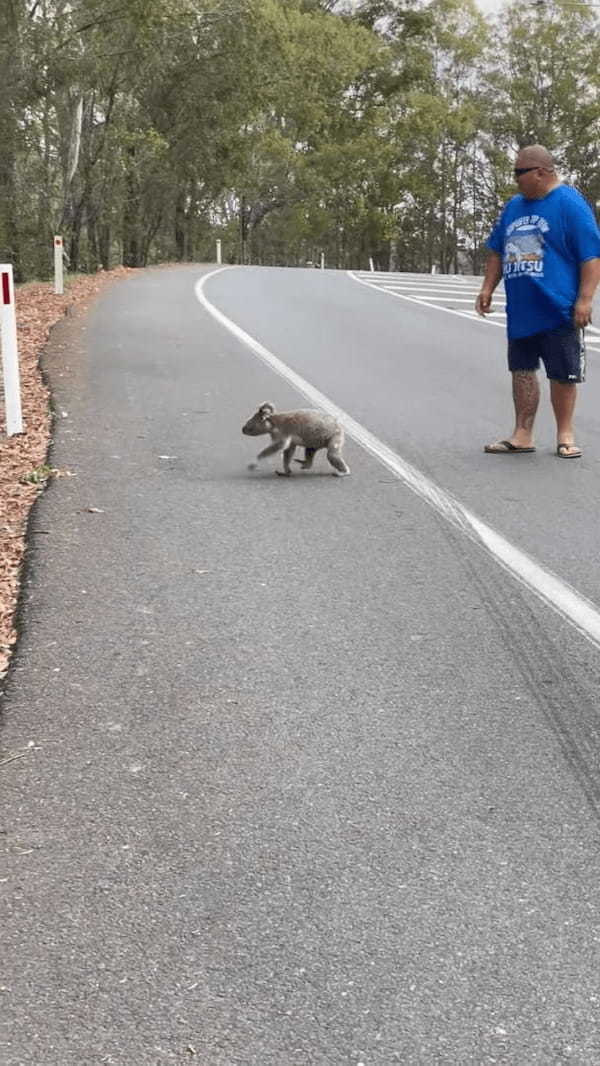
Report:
482,0,600,199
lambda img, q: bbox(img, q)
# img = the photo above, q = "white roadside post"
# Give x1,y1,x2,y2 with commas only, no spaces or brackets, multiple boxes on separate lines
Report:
320,252,325,270
216,239,222,265
0,264,24,436
54,235,64,294
369,257,375,272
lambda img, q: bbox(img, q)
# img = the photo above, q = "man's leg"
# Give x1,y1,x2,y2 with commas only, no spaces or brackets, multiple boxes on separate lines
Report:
510,369,539,446
550,380,579,455
485,370,539,452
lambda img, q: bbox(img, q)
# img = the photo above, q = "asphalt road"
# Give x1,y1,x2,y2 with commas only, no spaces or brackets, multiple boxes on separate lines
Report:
2,264,600,1065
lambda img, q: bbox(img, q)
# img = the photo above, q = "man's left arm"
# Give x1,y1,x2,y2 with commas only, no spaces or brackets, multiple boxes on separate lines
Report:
575,258,600,328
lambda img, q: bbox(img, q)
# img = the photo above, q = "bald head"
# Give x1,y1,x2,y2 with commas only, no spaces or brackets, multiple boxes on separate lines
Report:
514,144,560,198
516,144,556,170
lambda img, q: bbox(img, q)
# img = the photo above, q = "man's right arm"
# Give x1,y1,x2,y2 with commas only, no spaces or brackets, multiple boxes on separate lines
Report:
476,252,503,315
574,257,600,328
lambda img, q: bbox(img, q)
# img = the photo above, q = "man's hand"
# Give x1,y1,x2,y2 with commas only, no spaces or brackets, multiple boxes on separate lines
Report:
576,259,600,328
574,297,593,328
476,290,493,316
477,252,502,317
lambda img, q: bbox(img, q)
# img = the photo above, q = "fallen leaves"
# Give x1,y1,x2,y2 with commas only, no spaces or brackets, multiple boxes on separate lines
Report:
0,267,133,681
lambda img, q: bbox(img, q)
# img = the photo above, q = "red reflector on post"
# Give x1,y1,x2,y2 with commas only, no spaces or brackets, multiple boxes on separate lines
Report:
1,271,10,305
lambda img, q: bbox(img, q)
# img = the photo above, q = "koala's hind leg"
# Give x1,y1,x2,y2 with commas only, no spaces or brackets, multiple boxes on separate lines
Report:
327,443,350,477
276,443,296,477
294,446,316,470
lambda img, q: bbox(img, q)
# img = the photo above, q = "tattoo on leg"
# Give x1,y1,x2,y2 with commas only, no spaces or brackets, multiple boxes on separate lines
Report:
512,371,539,433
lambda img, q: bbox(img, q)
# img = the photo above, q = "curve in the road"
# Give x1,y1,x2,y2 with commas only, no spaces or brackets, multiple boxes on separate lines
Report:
195,267,600,651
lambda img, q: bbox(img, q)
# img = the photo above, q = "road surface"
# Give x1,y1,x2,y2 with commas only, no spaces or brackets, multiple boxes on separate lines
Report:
2,264,600,1065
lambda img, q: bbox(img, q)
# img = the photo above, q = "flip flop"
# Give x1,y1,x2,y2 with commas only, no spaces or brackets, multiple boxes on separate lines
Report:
556,443,582,459
484,440,536,454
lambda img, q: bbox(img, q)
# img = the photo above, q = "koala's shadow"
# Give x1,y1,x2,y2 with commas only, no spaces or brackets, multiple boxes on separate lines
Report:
234,467,342,483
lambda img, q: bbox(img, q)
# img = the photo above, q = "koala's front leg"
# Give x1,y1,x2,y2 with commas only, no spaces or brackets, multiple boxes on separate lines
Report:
247,438,285,471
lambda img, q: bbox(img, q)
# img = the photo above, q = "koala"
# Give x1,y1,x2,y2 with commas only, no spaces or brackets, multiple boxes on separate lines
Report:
242,402,350,477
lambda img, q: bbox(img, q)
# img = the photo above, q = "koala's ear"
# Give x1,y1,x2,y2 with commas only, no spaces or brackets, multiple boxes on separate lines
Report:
259,402,275,417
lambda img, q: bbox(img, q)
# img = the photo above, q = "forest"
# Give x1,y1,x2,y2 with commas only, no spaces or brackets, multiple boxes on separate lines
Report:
2,0,599,281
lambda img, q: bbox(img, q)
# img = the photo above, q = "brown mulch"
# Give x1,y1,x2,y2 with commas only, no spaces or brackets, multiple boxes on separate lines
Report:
0,267,134,681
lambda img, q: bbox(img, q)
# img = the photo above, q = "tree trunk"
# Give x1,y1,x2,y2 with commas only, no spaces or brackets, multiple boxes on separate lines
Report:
451,147,461,275
175,193,186,261
99,223,111,270
185,208,195,261
69,199,84,273
141,210,162,265
87,199,100,271
0,3,23,279
439,140,448,273
60,93,84,235
240,194,248,264
0,127,22,279
122,148,142,267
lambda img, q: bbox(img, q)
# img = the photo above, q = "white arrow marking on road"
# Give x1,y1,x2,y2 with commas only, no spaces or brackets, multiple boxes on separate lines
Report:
195,267,600,650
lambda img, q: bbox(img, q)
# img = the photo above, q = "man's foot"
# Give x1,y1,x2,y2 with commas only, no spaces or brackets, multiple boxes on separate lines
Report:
556,443,582,459
484,439,536,454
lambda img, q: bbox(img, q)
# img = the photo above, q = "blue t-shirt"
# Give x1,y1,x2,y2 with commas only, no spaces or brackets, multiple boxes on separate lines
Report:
487,184,600,339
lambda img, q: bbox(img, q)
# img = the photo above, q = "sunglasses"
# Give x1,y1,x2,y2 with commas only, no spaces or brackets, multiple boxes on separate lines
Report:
514,166,540,176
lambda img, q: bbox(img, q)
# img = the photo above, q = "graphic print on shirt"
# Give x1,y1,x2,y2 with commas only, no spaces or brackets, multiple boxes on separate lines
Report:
503,214,549,278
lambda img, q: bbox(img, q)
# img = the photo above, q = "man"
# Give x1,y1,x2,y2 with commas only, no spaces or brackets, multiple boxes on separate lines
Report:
476,144,600,458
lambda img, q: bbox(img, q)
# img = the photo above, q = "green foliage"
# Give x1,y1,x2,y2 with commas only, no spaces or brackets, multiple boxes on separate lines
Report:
1,0,599,277
21,464,54,485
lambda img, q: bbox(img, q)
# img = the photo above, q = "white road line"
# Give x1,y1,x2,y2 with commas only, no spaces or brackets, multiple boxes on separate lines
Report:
348,270,507,329
356,279,484,289
357,277,479,284
373,283,480,288
195,267,600,651
355,272,473,282
371,287,483,295
355,278,480,291
406,296,480,304
349,274,598,344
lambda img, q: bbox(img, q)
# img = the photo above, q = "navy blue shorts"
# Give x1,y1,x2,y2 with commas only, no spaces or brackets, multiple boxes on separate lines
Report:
508,326,586,383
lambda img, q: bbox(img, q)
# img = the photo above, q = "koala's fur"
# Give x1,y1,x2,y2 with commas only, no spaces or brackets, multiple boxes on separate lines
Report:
242,402,350,477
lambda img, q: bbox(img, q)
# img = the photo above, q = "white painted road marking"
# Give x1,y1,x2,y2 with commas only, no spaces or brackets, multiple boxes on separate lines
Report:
349,272,600,349
371,284,481,292
348,270,507,329
196,267,600,650
405,296,483,304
